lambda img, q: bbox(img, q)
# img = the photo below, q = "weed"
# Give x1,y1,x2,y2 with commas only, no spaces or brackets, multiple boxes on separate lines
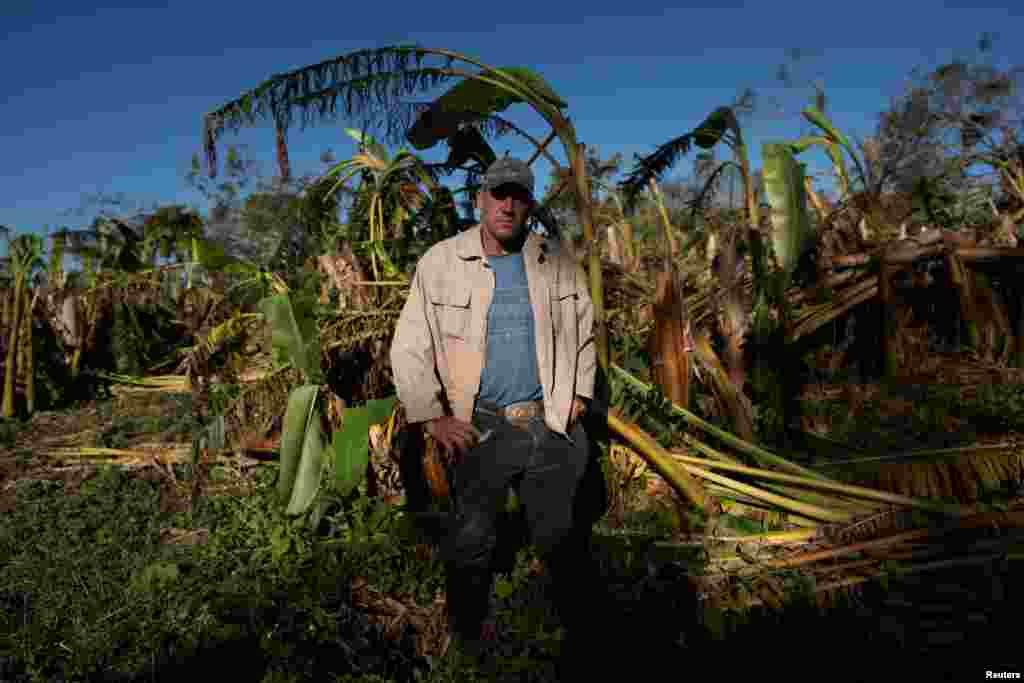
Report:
0,417,20,448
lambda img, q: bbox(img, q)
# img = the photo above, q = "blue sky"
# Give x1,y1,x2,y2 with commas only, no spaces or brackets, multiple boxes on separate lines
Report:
2,0,1022,252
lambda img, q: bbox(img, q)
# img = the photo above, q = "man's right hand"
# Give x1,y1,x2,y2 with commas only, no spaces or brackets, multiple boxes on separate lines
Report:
424,416,482,464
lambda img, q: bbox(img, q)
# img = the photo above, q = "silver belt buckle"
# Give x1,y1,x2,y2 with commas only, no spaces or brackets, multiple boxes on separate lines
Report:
502,400,542,429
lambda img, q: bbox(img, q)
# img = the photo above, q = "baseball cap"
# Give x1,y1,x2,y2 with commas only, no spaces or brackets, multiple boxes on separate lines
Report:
481,158,534,195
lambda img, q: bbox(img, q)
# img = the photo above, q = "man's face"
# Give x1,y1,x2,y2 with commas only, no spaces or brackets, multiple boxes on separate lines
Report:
478,183,533,243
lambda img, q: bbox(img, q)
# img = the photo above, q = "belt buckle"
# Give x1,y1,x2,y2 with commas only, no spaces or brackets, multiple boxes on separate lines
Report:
503,401,540,430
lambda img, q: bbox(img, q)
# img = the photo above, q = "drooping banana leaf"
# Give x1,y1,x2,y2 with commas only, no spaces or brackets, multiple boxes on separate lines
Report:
802,107,853,150
406,66,566,151
277,384,320,507
332,396,397,497
800,107,856,194
366,396,397,424
258,294,321,381
693,106,736,150
332,405,370,498
762,142,812,282
287,409,326,515
443,126,497,169
788,136,831,154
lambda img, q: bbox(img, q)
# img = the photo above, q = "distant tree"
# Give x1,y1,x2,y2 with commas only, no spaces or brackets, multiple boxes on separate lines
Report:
185,144,343,272
542,145,623,238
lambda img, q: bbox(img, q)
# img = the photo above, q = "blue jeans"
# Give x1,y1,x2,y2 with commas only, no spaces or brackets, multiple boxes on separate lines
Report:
442,402,598,640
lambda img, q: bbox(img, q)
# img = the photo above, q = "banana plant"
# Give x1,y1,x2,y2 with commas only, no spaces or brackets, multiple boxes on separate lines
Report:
259,291,395,521
2,234,45,418
201,45,608,368
322,128,437,284
755,141,816,446
619,101,760,234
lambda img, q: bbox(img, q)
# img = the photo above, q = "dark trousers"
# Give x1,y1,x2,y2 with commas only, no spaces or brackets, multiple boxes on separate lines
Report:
442,402,599,642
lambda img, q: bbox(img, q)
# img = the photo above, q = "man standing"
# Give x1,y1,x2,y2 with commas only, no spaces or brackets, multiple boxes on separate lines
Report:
390,157,599,670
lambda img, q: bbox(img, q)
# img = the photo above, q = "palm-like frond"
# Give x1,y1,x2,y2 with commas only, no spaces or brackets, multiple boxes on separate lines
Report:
202,46,465,176
620,107,741,214
619,133,697,212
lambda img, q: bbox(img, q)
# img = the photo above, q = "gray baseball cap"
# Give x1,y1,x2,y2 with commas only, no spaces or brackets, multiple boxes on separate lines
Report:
481,158,534,195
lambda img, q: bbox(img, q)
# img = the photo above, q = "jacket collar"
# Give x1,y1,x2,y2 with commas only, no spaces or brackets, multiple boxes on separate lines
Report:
455,224,550,263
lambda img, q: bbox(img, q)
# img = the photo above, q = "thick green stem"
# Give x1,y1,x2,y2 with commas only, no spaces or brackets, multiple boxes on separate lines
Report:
24,289,34,416
3,274,24,418
611,363,832,482
564,136,609,370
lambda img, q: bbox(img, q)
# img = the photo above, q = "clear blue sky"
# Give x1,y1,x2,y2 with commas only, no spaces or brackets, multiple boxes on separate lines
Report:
2,0,1022,250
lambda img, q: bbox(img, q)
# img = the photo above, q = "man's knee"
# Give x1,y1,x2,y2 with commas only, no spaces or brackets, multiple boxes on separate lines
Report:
443,509,497,567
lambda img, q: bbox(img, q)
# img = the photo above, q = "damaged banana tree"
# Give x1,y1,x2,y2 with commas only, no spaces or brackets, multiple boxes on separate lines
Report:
259,290,395,527
202,45,610,370
2,234,44,418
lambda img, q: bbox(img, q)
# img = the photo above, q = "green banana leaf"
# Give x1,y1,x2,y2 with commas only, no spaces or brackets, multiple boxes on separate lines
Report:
824,144,850,194
444,126,497,169
333,405,370,498
406,66,566,150
366,397,396,423
693,106,735,149
287,410,326,515
277,385,320,506
762,143,812,281
345,128,390,164
258,294,321,381
787,135,831,155
801,106,853,150
331,396,396,497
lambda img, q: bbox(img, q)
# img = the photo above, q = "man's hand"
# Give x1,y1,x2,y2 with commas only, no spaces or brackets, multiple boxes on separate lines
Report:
424,416,482,465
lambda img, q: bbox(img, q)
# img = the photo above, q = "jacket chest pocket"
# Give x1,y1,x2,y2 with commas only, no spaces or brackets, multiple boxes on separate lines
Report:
430,289,473,340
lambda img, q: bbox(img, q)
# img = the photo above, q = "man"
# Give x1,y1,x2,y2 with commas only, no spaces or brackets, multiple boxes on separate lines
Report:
390,157,599,669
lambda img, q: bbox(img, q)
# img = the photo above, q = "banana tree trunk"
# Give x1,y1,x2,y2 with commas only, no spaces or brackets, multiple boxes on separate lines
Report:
648,178,679,260
3,274,24,417
23,289,34,415
947,252,979,351
621,220,637,272
649,268,691,408
568,141,609,370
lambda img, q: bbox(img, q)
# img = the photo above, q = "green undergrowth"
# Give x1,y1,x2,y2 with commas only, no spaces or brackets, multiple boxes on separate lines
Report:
2,419,1021,681
0,467,437,682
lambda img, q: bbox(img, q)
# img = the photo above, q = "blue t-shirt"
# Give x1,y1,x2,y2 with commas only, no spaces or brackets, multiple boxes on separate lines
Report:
477,252,544,407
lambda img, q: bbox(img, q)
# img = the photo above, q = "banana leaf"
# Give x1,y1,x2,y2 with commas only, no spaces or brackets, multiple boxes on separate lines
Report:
787,135,831,154
407,66,566,150
258,294,321,381
333,405,370,498
345,128,390,165
762,142,812,281
693,106,735,149
802,107,852,150
277,384,320,508
287,411,326,515
332,396,397,497
444,126,497,169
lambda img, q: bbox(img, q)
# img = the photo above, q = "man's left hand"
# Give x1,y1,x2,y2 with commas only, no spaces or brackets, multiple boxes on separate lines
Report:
568,397,588,430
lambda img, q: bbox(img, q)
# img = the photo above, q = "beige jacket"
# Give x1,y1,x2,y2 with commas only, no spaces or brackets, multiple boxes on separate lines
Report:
390,225,595,435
